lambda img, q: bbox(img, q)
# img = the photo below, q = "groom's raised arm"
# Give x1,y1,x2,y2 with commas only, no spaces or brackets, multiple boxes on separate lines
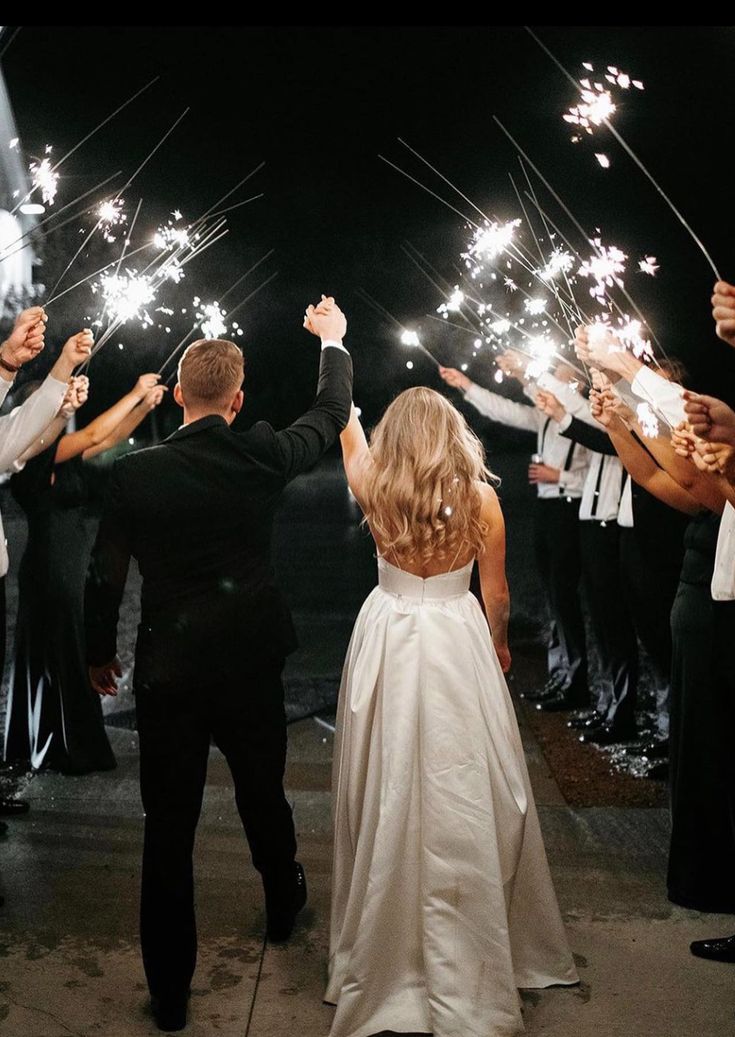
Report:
248,300,353,481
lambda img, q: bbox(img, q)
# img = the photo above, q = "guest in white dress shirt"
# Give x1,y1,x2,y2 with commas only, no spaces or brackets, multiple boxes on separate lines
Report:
440,354,593,712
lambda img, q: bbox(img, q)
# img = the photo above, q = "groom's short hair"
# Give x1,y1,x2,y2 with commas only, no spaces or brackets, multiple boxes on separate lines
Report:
178,339,244,406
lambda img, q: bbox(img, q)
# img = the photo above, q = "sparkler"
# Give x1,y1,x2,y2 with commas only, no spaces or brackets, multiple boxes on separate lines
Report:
193,298,227,339
636,402,660,438
97,198,127,242
525,26,721,279
29,157,59,206
577,239,627,302
400,329,441,369
639,256,659,276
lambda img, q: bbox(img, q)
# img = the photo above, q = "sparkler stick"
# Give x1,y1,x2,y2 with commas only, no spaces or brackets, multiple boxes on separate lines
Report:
0,27,22,60
218,250,276,304
355,289,442,369
0,172,123,264
44,243,151,306
400,245,484,334
397,138,491,223
159,270,280,381
49,77,159,175
194,163,266,225
201,194,265,221
524,26,721,280
378,156,482,230
119,109,189,194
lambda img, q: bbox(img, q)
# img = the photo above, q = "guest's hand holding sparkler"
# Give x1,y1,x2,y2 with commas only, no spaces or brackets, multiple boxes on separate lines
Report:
51,330,94,382
690,438,735,480
59,376,90,419
712,281,735,348
439,366,471,391
133,373,162,402
496,350,526,381
0,306,48,379
683,391,735,447
141,384,167,412
535,389,566,423
671,422,697,459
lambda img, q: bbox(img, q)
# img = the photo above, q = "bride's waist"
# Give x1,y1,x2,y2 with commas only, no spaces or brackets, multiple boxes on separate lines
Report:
377,575,472,603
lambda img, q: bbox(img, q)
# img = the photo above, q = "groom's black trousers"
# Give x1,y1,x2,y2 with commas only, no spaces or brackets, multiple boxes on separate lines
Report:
135,660,297,1001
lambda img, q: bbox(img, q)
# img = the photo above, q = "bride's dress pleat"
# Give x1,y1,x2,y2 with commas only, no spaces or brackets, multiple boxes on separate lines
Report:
327,559,577,1037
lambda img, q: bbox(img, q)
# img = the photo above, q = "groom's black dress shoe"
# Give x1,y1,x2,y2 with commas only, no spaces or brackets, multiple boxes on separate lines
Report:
690,934,735,963
150,993,189,1032
536,693,587,713
265,862,307,942
0,798,29,816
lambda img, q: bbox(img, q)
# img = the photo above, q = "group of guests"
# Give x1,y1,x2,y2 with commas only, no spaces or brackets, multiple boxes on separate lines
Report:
440,279,735,963
0,308,166,859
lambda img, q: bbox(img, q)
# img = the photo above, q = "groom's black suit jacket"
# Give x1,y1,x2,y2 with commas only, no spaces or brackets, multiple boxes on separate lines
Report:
85,347,353,691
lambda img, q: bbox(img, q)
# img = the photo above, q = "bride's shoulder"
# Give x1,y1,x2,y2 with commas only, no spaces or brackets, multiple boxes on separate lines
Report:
475,480,503,520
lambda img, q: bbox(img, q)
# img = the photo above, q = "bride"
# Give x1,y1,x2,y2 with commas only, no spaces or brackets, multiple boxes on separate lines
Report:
326,387,578,1037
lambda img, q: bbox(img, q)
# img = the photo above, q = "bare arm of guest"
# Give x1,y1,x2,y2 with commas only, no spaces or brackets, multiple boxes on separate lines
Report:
82,384,167,460
54,373,162,464
476,483,511,673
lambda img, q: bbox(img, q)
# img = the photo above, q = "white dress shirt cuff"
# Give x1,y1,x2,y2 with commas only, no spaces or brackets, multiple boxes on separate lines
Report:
321,339,349,354
630,365,686,426
557,413,572,433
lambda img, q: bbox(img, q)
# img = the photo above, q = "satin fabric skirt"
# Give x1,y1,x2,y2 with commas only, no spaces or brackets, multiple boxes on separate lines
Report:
327,559,577,1037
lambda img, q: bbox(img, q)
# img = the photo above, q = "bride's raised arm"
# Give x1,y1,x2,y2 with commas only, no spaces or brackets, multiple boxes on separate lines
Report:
340,404,371,506
476,483,511,672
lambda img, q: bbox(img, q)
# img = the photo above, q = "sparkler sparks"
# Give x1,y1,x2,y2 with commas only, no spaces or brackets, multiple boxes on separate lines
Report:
577,239,627,302
564,86,616,136
464,219,522,275
636,402,660,438
29,156,59,205
524,297,547,315
92,269,156,327
154,219,191,251
97,198,126,242
639,255,659,276
436,289,465,317
538,249,574,282
595,153,611,169
194,298,227,339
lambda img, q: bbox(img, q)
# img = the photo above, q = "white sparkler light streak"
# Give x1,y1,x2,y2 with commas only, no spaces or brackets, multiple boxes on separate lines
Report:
97,198,127,242
524,297,547,315
466,219,522,264
639,255,659,276
92,269,156,327
578,238,627,302
636,402,660,438
29,156,59,205
401,330,421,347
193,297,228,339
538,248,574,282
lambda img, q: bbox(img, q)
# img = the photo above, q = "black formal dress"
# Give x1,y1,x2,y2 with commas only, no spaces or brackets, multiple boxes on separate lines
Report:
3,443,115,774
85,346,353,1004
668,511,735,912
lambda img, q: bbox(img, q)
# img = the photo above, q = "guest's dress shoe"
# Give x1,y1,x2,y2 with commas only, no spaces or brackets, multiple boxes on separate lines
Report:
690,934,735,963
0,798,30,817
568,711,605,731
151,993,188,1032
520,677,564,703
265,861,307,942
580,722,636,746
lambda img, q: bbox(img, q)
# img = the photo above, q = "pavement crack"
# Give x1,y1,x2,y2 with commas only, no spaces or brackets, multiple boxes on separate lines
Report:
3,992,87,1037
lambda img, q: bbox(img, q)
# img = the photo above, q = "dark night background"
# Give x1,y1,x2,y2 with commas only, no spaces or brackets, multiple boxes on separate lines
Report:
0,21,731,476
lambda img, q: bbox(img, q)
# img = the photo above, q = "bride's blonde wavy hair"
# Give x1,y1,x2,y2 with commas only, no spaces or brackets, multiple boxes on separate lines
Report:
363,387,497,566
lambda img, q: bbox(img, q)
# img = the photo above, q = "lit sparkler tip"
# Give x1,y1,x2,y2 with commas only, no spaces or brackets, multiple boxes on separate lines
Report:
400,329,421,347
524,297,547,316
29,156,59,206
195,299,228,339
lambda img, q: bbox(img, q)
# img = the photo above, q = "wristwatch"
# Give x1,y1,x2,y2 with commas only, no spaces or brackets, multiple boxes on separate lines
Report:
0,350,20,375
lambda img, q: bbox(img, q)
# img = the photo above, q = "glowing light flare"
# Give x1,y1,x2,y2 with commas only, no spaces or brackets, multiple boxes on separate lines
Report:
193,297,228,339
29,157,59,206
401,330,421,347
524,297,547,315
636,402,660,438
92,269,156,326
97,198,126,242
538,249,574,282
577,238,627,301
437,289,465,316
464,219,522,267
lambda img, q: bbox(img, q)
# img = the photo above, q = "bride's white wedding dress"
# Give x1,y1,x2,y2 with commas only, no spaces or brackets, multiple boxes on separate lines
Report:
326,555,578,1037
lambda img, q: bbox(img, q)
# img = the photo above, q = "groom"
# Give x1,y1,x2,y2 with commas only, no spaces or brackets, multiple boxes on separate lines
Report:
85,298,352,1032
